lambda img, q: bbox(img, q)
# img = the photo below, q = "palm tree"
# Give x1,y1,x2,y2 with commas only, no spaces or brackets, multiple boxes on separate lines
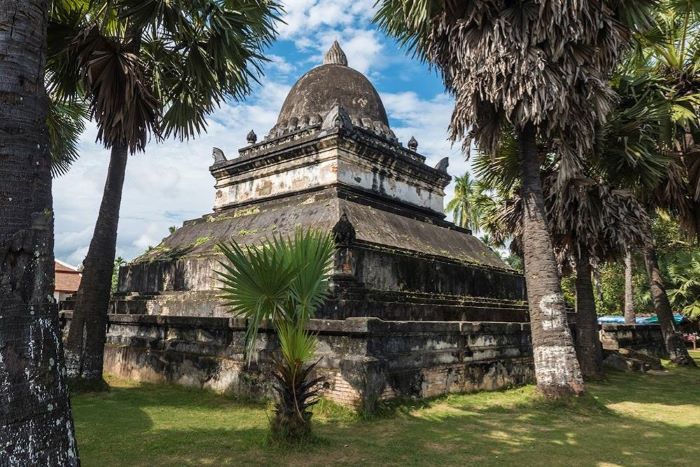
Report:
47,0,282,386
601,1,700,364
218,230,335,442
0,0,79,462
376,0,655,397
47,98,87,177
446,173,476,230
474,148,652,379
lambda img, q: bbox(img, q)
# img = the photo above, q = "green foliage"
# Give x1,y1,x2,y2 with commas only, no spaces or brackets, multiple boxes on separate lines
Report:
47,0,282,152
111,256,126,294
47,97,88,177
217,229,335,441
593,261,628,315
589,214,700,316
446,172,496,235
560,274,576,308
664,249,700,319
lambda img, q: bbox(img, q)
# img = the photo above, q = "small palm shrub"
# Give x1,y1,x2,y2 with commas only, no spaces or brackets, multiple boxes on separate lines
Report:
218,229,335,441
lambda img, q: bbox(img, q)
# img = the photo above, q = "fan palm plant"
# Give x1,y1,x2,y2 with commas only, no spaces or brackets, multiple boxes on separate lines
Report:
599,1,700,364
376,0,655,397
218,229,335,442
47,97,87,177
47,0,282,386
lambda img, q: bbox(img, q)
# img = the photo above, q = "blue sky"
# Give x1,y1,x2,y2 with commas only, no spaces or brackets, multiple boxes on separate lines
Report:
52,0,471,266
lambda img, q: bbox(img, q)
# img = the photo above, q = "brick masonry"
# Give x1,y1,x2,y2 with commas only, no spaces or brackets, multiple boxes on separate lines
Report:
59,313,663,410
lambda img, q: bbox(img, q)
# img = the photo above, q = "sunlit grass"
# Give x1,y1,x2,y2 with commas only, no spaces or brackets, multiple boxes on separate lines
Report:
72,350,700,466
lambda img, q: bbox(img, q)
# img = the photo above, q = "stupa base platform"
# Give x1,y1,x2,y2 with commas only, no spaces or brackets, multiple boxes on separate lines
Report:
60,312,664,409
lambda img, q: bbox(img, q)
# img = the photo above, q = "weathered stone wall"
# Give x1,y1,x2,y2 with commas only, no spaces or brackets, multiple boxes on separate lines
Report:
60,312,535,408
59,313,666,408
114,241,526,321
599,324,666,358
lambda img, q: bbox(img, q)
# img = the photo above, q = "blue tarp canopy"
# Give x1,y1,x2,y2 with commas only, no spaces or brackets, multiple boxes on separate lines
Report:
598,314,687,325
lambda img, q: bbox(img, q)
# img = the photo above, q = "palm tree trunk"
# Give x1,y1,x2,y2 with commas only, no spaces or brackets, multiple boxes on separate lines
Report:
643,243,695,366
0,0,79,462
624,249,635,324
574,250,604,380
518,123,584,397
65,144,129,384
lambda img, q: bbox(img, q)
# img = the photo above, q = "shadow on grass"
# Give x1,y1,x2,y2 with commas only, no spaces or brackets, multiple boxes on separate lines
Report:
71,355,700,466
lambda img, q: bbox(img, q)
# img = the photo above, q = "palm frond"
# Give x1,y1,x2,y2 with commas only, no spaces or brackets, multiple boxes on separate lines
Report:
47,97,87,177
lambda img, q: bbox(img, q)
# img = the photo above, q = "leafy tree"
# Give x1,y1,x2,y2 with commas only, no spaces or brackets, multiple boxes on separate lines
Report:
376,0,655,397
218,230,335,442
598,1,700,364
47,0,282,386
0,0,79,462
666,249,700,319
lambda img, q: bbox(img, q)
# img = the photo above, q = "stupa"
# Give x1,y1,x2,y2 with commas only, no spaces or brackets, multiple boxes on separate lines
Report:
101,43,535,407
114,41,526,321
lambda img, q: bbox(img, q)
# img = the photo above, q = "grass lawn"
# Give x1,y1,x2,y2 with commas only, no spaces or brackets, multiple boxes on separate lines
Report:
72,351,700,466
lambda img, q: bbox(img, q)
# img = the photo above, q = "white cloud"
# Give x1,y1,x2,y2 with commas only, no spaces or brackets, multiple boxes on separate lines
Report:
279,0,375,41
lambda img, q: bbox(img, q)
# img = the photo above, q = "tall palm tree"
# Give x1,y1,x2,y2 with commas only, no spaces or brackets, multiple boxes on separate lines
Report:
446,172,495,234
47,0,282,386
376,0,654,396
601,1,700,364
0,0,79,463
218,230,335,441
446,173,476,231
474,148,652,380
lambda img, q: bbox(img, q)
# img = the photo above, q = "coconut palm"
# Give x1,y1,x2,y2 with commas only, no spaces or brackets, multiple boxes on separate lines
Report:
446,173,476,230
376,0,655,397
0,0,79,462
446,172,495,234
218,229,335,441
47,0,282,386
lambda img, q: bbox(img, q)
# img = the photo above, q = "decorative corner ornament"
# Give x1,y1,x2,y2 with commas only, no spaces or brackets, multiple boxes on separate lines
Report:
212,147,226,163
408,136,418,151
322,104,352,131
332,210,356,246
246,130,257,144
434,157,449,172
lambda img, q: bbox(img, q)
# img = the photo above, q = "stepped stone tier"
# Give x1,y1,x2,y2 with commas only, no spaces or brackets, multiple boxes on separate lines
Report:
105,42,538,407
114,41,527,322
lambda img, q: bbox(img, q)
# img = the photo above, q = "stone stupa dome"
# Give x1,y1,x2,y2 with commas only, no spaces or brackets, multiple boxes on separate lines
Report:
267,41,395,140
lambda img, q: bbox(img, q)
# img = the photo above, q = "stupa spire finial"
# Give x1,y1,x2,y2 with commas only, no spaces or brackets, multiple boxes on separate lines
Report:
323,40,348,66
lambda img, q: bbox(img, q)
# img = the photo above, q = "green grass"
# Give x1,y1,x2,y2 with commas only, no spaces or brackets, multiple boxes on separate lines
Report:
72,351,700,466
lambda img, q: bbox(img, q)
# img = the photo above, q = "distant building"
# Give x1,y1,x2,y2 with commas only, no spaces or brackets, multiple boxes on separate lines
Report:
54,260,81,303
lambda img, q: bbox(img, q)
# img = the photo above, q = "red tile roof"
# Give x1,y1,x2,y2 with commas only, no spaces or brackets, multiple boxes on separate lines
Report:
55,260,81,293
